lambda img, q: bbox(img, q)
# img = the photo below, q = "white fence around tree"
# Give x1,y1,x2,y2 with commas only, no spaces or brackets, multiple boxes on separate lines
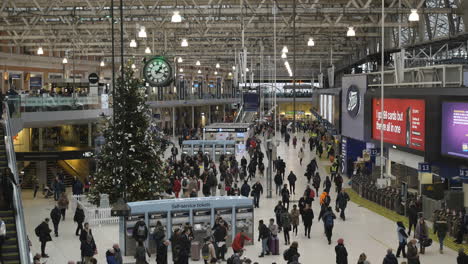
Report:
70,194,119,226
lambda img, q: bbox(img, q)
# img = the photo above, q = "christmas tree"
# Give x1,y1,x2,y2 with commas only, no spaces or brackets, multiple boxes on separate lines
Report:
88,64,170,204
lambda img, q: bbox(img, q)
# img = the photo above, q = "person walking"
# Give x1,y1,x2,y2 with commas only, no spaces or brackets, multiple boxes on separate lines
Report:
35,218,52,258
0,218,5,264
407,203,418,236
357,253,370,264
274,172,283,195
178,228,191,264
290,205,300,236
382,249,398,264
106,248,117,264
298,148,304,165
415,217,428,254
323,176,332,193
57,192,69,220
240,180,250,197
335,238,348,264
251,181,263,208
258,220,270,257
112,244,123,264
287,171,297,195
396,221,408,258
231,229,251,253
433,214,448,254
274,201,285,231
457,248,468,264
80,223,94,243
336,190,350,221
302,204,314,239
134,241,150,264
283,241,300,264
81,235,97,264
213,219,228,261
74,205,85,236
312,172,321,197
50,205,61,237
322,206,336,244
292,136,297,149
281,208,292,245
202,237,216,264
406,239,420,264
281,184,290,211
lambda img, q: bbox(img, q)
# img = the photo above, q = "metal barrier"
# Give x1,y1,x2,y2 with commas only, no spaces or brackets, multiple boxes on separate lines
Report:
70,194,119,225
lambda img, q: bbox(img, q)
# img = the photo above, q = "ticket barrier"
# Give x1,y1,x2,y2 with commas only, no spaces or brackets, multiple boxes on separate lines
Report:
120,196,254,256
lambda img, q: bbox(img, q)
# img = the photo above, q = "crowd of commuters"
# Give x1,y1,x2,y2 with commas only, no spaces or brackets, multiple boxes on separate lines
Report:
24,119,468,264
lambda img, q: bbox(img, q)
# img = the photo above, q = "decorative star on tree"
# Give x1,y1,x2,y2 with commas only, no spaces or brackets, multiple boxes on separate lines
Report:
88,63,169,204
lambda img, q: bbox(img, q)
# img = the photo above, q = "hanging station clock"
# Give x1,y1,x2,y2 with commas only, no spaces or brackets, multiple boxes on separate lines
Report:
143,56,173,87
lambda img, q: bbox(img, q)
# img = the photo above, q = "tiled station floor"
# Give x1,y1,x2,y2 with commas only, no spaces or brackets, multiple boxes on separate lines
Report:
22,132,458,263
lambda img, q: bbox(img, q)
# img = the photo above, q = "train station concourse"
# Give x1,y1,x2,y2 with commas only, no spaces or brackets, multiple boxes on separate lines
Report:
0,0,468,264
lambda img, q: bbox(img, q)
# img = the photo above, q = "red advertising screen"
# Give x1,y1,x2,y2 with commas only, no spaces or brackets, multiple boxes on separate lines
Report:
372,98,425,151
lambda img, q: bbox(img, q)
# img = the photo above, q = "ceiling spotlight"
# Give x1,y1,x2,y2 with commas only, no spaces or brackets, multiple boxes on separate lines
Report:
346,27,356,37
171,11,182,23
179,68,184,73
62,57,68,64
131,64,136,69
196,60,201,66
216,63,220,68
138,27,147,38
130,39,137,48
232,66,236,70
246,68,249,72
228,72,233,76
37,47,44,55
100,60,105,67
181,38,188,47
198,69,202,74
409,9,419,22
282,46,288,53
281,52,287,59
214,71,218,75
145,47,151,54
308,38,315,47
178,57,183,63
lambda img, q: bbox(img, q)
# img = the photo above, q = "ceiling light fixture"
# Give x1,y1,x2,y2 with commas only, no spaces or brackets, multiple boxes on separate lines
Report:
62,57,68,64
281,52,287,59
145,47,151,54
179,68,184,72
37,47,44,55
232,66,236,70
181,38,188,47
282,46,288,53
172,11,182,23
246,68,250,72
178,57,183,63
138,27,147,38
198,69,202,74
228,72,232,76
100,60,105,67
216,63,220,68
131,64,136,69
346,27,356,37
130,39,137,48
196,60,201,66
308,38,315,47
409,9,419,22
214,71,218,75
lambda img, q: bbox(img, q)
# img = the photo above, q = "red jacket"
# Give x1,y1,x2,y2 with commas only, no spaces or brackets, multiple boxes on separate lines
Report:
173,179,181,193
231,233,251,252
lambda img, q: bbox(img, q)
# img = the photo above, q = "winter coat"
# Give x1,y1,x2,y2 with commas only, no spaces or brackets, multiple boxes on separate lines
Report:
252,183,263,195
258,223,270,240
290,209,300,226
274,173,283,186
281,211,292,230
132,221,148,242
57,195,69,210
287,172,297,184
74,207,85,223
36,221,52,242
81,240,96,258
106,255,117,264
173,179,181,193
336,192,350,209
434,220,448,238
334,244,348,264
72,180,84,195
298,151,304,160
382,253,398,264
50,207,61,224
407,243,419,263
281,188,290,202
240,183,251,197
407,206,418,223
415,221,428,240
302,208,314,226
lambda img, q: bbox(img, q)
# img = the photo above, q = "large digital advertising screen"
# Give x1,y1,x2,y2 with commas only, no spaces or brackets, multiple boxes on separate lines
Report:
372,98,426,151
441,102,468,159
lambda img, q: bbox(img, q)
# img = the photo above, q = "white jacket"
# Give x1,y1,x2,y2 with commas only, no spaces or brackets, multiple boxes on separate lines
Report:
0,220,6,236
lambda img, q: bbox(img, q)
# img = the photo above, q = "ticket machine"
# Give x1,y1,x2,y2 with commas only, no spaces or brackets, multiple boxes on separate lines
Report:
121,196,254,256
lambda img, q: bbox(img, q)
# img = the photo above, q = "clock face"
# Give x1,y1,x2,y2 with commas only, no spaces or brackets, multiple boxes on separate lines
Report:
143,57,173,87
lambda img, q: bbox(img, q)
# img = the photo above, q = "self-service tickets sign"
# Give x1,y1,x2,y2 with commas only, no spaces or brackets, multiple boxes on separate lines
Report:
372,98,426,151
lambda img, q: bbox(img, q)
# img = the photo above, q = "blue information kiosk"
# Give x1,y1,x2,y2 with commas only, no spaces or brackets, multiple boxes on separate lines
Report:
121,196,254,255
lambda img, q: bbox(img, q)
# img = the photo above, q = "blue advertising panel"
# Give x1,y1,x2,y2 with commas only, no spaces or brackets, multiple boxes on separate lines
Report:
243,93,259,112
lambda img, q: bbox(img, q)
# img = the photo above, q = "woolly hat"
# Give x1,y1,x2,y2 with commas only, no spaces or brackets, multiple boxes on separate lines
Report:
337,238,344,244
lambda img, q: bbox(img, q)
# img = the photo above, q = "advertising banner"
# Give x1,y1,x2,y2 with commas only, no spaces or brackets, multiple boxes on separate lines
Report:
441,102,468,159
372,98,425,151
243,93,259,112
341,75,367,141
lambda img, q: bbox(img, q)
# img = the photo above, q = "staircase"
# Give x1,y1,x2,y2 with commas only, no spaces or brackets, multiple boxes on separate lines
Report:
20,161,75,189
0,126,20,264
0,210,20,264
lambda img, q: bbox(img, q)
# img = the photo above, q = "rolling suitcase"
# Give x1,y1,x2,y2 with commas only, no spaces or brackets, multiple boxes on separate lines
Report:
269,236,280,255
191,241,201,261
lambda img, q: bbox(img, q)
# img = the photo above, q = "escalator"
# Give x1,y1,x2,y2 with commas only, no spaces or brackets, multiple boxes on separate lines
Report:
1,101,32,264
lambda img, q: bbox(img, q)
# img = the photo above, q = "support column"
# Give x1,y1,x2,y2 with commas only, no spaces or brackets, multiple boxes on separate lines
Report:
37,161,47,186
88,123,92,147
464,183,468,208
462,0,468,33
172,107,176,139
208,105,211,125
191,106,195,129
223,105,226,122
38,128,44,151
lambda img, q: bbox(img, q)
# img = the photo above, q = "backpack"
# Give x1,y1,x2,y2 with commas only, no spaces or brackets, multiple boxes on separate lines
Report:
309,189,315,199
182,179,188,188
325,214,334,228
137,225,146,237
202,243,210,260
283,248,290,261
35,225,41,237
227,254,239,264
